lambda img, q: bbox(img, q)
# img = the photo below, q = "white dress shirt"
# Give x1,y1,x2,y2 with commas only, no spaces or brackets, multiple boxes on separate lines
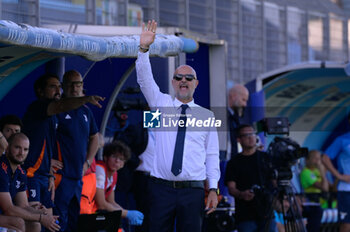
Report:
136,51,220,188
136,129,155,173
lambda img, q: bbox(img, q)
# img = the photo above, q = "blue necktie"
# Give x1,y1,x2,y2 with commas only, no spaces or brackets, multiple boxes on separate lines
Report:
171,104,188,176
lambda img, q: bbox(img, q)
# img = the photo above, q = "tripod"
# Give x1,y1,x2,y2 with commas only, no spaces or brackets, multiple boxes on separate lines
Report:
265,180,306,232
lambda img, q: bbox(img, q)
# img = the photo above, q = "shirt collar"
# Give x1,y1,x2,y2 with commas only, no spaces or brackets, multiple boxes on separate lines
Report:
173,98,196,109
1,155,21,175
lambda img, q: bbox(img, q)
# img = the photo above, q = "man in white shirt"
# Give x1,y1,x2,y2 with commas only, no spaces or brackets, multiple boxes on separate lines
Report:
136,20,220,232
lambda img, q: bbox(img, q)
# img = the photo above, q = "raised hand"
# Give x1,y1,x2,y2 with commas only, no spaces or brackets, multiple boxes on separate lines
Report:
140,20,157,49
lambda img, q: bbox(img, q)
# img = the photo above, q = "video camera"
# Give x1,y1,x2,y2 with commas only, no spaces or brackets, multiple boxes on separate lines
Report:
113,87,148,113
258,117,308,181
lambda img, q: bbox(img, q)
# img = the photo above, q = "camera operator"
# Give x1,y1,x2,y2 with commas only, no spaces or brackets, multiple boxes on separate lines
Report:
225,124,275,232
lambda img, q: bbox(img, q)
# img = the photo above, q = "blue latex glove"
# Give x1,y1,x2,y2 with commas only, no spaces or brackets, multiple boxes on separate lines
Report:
126,210,144,225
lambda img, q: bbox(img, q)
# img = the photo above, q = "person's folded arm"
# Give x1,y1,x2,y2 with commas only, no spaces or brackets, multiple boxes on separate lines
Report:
1,192,41,222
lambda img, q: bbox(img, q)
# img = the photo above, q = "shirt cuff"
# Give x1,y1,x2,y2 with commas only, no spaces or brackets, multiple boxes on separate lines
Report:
138,50,149,57
208,179,218,189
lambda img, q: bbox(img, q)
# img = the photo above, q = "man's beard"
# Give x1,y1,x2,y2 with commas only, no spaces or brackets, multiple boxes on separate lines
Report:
7,153,24,165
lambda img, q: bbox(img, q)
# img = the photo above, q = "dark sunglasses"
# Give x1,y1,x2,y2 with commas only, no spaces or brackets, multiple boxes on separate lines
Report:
173,74,196,81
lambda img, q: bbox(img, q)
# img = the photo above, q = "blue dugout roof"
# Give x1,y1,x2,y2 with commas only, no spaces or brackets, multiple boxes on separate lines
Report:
258,62,350,151
0,20,198,101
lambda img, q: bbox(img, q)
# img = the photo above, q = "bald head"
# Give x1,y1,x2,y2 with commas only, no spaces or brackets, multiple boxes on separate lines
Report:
7,132,29,146
63,70,84,97
172,65,198,103
6,132,30,166
228,84,249,117
174,65,197,77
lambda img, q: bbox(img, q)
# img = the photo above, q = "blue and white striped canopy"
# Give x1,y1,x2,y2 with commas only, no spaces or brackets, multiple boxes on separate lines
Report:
0,20,198,101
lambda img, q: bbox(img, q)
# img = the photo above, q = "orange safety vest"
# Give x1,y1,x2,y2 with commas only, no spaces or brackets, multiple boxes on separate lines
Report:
80,159,97,214
80,160,118,214
80,172,97,214
95,160,118,200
